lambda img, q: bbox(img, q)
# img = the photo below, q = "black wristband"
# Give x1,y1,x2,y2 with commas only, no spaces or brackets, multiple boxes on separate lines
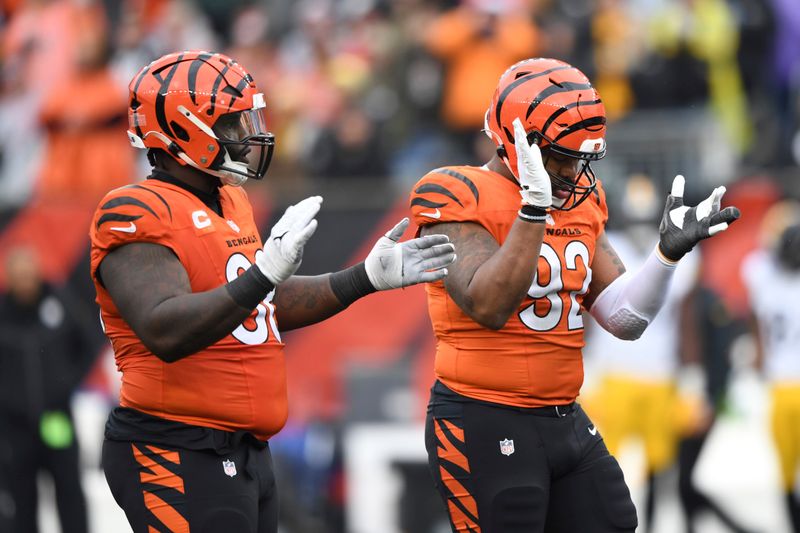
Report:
518,204,548,223
226,265,275,309
329,262,377,307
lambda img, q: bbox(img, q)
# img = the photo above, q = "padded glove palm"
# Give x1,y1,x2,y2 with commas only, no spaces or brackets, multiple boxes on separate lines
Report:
365,218,456,290
512,117,552,209
257,196,322,284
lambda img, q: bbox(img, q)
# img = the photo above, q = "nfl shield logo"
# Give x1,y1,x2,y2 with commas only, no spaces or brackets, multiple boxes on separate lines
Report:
222,459,237,477
499,438,515,456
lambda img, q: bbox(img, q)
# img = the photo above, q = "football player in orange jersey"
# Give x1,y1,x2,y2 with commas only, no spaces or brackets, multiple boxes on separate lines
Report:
89,51,455,533
410,58,740,532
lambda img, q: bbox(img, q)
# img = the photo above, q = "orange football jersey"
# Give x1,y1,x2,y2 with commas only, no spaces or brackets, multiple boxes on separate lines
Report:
410,166,608,407
90,180,286,441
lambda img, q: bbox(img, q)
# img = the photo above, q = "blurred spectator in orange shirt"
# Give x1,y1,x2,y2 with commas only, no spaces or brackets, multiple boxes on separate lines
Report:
424,0,539,158
2,0,101,104
35,25,134,205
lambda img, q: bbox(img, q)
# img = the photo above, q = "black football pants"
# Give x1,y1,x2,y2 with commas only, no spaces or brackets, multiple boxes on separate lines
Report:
102,438,278,533
425,381,638,533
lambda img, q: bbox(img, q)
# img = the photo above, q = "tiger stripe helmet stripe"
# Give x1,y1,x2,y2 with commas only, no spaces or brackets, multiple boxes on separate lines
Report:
494,65,571,140
187,52,214,106
153,52,185,141
523,81,593,121
539,98,603,140
484,57,606,211
125,50,274,184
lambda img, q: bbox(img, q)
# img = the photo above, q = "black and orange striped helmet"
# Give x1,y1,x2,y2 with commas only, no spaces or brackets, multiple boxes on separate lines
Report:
484,58,606,210
127,50,275,186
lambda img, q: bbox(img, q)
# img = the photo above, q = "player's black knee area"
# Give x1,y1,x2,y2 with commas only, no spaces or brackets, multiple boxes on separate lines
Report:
490,486,546,532
199,509,255,533
591,455,638,531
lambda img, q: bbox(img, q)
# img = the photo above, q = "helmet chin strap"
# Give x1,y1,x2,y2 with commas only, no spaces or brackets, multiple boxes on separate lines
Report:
210,150,249,187
174,105,251,186
176,149,249,187
139,129,250,186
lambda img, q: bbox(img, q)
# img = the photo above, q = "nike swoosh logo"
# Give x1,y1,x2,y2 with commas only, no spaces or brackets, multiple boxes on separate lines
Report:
419,208,441,219
588,425,597,436
110,222,137,233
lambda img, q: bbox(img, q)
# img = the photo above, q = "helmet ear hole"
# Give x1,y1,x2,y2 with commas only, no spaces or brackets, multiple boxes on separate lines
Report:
502,126,514,145
170,121,190,142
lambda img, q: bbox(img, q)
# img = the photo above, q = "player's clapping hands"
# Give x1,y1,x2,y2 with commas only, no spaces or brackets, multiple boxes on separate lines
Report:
365,218,456,290
257,196,322,284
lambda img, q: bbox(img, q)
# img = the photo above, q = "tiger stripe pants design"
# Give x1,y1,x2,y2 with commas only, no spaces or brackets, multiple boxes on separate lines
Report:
425,381,638,533
102,438,278,533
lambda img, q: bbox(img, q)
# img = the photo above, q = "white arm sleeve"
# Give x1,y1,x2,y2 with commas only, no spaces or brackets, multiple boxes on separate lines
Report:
588,246,678,340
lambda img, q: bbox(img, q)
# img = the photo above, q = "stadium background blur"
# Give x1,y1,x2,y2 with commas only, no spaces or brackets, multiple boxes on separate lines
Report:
0,0,797,531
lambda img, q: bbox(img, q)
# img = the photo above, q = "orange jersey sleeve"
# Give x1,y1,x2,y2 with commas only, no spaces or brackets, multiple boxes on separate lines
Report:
91,183,180,264
410,166,483,227
410,166,609,407
90,180,287,441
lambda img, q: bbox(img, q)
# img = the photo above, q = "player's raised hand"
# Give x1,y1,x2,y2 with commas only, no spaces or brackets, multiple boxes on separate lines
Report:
365,218,456,290
658,175,740,262
257,196,322,284
512,117,552,209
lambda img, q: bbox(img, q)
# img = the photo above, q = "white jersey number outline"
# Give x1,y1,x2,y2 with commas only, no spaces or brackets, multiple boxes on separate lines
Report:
518,241,592,332
226,252,281,345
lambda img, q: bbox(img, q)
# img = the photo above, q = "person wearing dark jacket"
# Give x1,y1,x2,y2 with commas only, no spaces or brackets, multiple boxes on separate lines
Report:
0,246,101,533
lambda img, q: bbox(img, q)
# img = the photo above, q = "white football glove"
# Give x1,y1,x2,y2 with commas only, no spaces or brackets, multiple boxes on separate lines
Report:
364,218,456,290
512,117,552,209
256,196,322,284
658,175,740,262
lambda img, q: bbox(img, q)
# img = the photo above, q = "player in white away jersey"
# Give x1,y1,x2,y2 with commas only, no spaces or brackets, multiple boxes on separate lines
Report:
742,200,800,533
583,176,699,531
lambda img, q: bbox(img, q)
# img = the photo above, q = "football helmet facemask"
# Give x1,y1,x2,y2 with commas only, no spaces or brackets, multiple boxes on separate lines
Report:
127,50,275,187
484,58,607,210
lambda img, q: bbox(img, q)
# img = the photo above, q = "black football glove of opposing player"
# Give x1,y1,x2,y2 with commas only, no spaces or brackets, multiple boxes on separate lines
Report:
658,175,741,262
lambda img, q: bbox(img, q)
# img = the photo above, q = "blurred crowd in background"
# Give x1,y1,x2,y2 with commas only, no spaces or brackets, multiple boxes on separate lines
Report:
0,0,798,206
0,0,799,532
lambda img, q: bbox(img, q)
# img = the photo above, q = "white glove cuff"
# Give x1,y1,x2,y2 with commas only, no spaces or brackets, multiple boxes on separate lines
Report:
256,251,293,286
589,245,677,340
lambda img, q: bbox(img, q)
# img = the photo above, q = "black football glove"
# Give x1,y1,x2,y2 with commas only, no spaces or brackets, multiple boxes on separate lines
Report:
658,175,740,262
